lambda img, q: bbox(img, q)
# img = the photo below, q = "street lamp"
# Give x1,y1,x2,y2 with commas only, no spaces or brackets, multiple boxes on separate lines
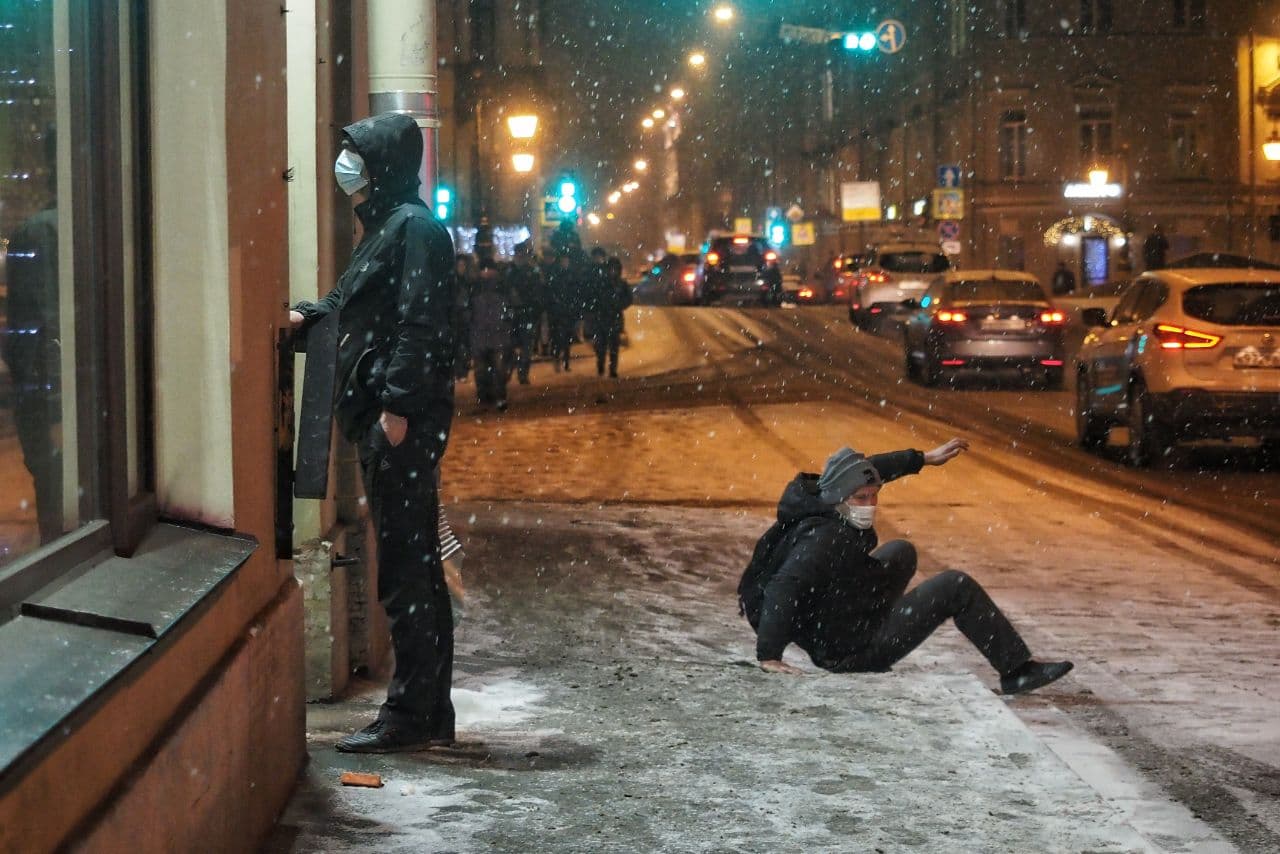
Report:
670,87,686,101
642,117,655,130
1088,165,1110,186
608,191,622,204
587,212,602,226
634,159,649,172
652,108,666,120
507,114,538,139
1265,130,1280,162
688,51,707,69
511,153,535,173
712,4,734,23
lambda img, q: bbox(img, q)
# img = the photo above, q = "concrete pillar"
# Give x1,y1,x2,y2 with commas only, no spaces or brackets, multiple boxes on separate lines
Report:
366,0,439,200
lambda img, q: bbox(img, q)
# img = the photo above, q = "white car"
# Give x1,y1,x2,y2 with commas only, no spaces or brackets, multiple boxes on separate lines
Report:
1075,267,1280,466
849,242,952,329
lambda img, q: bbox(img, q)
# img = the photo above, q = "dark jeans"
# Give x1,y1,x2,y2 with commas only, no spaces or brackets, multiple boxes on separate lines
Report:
834,540,1032,676
594,326,621,376
512,312,540,382
358,420,455,736
550,311,576,368
474,346,509,405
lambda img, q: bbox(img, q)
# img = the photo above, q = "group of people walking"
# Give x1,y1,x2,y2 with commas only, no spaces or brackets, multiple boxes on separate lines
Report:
453,239,633,411
292,111,1072,756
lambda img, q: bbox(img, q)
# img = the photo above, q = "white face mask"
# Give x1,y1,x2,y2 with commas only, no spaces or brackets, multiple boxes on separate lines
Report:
837,502,876,531
334,149,369,196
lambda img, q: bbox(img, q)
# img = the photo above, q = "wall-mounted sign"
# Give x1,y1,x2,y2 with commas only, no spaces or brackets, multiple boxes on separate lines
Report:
734,217,754,234
791,222,816,246
931,188,964,220
841,181,881,221
1063,182,1123,199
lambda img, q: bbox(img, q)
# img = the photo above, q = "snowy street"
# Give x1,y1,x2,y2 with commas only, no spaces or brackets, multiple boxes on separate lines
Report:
271,306,1279,852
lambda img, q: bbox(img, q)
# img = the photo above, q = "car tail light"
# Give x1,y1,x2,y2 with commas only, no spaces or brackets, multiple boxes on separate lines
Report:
869,306,883,314
1039,311,1066,325
799,287,814,299
706,252,720,265
941,359,967,366
765,250,778,262
733,236,750,245
851,302,861,310
1040,359,1064,366
682,271,696,283
833,259,843,269
833,288,846,298
1153,323,1221,349
937,310,968,323
864,272,889,284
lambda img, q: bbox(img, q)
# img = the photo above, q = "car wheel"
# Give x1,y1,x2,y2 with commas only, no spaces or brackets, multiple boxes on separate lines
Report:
921,351,940,387
848,307,857,325
1126,382,1172,468
903,337,918,382
1075,372,1108,450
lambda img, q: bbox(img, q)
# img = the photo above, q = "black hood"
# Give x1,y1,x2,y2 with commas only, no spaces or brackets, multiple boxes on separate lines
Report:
776,473,838,524
343,113,423,216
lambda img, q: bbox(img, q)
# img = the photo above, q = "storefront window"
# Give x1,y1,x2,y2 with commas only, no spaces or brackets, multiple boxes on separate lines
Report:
0,0,150,575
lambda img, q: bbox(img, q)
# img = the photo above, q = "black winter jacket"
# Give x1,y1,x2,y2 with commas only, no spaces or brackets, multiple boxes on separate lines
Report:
740,449,925,665
295,114,457,455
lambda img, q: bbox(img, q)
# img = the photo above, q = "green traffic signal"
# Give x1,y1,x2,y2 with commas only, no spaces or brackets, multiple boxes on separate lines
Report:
843,31,875,51
435,186,452,221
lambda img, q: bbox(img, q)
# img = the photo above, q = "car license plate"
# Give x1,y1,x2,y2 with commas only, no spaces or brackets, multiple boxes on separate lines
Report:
1233,347,1280,368
729,265,756,274
980,317,1027,331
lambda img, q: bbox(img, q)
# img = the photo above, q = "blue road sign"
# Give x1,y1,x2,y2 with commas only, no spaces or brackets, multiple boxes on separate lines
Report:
876,19,906,54
938,164,961,188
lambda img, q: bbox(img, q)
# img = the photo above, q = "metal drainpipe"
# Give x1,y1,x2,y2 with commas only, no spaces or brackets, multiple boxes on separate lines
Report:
366,0,439,201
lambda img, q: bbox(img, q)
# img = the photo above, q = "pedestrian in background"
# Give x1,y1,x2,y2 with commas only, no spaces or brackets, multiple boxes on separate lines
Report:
290,112,458,752
452,253,477,380
1051,261,1076,296
1143,225,1169,271
469,258,513,411
505,240,545,385
588,256,632,378
547,251,580,372
739,439,1073,695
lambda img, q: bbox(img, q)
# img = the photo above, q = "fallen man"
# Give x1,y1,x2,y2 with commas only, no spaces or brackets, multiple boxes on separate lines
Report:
738,439,1072,694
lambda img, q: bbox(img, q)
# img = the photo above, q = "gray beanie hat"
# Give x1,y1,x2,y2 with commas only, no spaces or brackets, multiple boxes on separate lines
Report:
817,447,883,503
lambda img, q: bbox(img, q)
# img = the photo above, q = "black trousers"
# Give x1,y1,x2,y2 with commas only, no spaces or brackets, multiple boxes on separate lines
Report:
550,311,575,368
834,540,1031,676
474,347,509,405
593,325,621,376
512,312,540,382
358,420,455,736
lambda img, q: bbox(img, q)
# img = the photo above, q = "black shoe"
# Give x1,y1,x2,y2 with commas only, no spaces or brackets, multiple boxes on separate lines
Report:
1000,660,1073,695
335,718,444,754
496,400,508,412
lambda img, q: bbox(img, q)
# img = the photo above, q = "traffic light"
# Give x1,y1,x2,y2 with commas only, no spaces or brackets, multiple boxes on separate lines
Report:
556,181,578,216
765,207,787,248
435,186,452,221
843,31,876,51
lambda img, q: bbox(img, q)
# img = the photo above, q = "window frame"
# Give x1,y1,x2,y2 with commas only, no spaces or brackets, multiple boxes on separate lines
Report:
1079,0,1113,35
0,0,156,617
1171,0,1207,30
999,109,1028,181
1168,110,1208,178
1003,0,1028,39
1078,105,1115,161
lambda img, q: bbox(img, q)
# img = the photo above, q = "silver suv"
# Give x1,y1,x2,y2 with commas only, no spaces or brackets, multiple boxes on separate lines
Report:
1075,268,1280,466
849,242,951,329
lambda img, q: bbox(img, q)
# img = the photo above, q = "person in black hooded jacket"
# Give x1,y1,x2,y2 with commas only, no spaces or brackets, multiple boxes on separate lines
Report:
291,112,459,752
739,439,1073,695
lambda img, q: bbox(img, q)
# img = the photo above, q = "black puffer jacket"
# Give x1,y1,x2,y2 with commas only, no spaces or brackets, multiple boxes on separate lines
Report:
739,449,925,665
295,114,457,455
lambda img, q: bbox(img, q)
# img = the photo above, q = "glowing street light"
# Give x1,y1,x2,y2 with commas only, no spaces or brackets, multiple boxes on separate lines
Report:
652,108,666,120
1265,131,1280,162
642,117,655,129
506,114,538,139
587,212,602,226
634,158,649,172
511,153,535,173
713,5,735,23
688,51,707,69
608,191,622,204
623,182,638,193
1088,166,1110,186
670,87,686,101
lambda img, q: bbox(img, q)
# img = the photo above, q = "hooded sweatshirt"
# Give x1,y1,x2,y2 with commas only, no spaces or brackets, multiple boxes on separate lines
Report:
295,113,457,455
740,449,924,666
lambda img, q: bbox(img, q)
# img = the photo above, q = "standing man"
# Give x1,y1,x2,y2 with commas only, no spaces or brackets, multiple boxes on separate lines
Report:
468,258,513,411
290,113,459,753
1051,261,1076,296
547,251,580,371
1143,225,1169,271
588,257,633,378
739,440,1073,694
505,240,545,385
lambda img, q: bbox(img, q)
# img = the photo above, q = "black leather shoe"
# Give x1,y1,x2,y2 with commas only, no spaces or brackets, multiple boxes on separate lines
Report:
335,718,442,754
1000,660,1073,695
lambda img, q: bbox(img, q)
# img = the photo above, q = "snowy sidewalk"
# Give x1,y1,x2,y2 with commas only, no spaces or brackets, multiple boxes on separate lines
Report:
267,502,1158,853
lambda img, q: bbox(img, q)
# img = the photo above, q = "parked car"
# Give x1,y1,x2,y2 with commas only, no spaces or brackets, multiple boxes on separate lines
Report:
698,234,777,305
662,252,704,305
806,253,870,304
903,270,1068,388
1075,268,1280,466
850,242,951,329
